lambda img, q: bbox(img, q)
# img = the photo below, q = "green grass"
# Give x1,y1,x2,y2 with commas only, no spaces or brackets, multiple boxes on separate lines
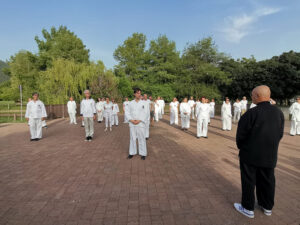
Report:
0,117,27,123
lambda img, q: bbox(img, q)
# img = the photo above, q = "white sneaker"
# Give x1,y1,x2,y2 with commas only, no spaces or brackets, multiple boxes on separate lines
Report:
258,204,272,216
104,128,107,132
110,127,112,132
234,203,254,218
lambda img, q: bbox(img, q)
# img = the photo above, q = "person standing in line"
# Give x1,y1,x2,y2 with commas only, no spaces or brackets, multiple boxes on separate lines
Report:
154,99,160,122
103,97,113,132
143,94,151,140
289,96,300,136
169,97,179,125
180,97,191,131
96,98,104,123
240,96,248,115
157,97,163,119
27,98,32,126
80,90,96,141
126,88,148,160
233,99,242,123
123,97,130,123
234,85,284,219
196,97,210,138
25,92,47,141
111,99,119,126
67,96,77,124
161,97,165,115
188,96,196,120
149,96,155,126
221,98,232,131
210,99,215,119
206,98,211,124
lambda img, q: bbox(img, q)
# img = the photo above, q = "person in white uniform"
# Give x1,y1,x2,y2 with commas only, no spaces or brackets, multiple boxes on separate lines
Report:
27,98,32,126
123,97,130,123
67,97,77,124
103,97,113,131
233,99,242,123
80,90,96,141
196,97,210,138
126,88,148,160
210,99,215,118
180,98,191,131
143,94,151,139
221,98,232,131
25,92,47,141
206,98,211,124
289,96,300,136
96,98,104,123
154,99,160,122
112,99,119,126
161,98,165,115
157,97,163,119
240,96,248,115
169,98,179,125
188,96,196,120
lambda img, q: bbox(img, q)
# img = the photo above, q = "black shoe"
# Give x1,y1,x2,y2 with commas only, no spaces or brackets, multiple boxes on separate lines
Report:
197,137,200,139
44,126,48,128
141,156,146,160
35,138,40,141
127,155,134,159
204,136,208,138
98,121,101,123
85,137,89,141
30,139,35,141
146,138,149,140
89,136,93,141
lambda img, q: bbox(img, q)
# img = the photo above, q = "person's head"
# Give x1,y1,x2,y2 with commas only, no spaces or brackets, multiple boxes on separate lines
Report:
149,96,153,101
201,97,206,103
102,98,105,101
206,98,209,103
183,97,188,103
243,96,247,100
106,97,110,103
251,85,271,104
112,99,115,103
98,98,101,102
225,98,230,104
84,90,90,99
173,97,176,102
236,98,240,102
211,98,215,102
190,96,194,100
28,98,32,102
32,92,39,101
157,96,161,100
143,94,148,100
296,96,300,103
69,97,73,101
125,97,128,101
175,98,178,102
133,88,142,100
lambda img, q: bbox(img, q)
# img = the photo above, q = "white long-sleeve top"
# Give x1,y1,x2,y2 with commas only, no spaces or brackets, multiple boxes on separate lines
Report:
210,102,215,109
126,99,148,127
188,100,195,109
196,103,210,119
289,102,300,121
103,101,113,113
25,100,47,119
96,101,104,112
112,103,119,115
169,102,178,112
154,102,160,113
123,101,130,112
180,102,191,115
240,100,248,110
233,102,242,112
80,98,96,117
67,101,77,114
221,103,232,118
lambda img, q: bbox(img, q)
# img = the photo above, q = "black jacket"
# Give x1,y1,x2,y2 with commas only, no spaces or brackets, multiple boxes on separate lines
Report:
236,101,284,168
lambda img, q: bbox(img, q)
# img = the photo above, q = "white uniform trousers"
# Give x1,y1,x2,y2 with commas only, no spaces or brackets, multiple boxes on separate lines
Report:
222,116,232,130
197,117,208,137
162,106,165,115
145,119,150,138
69,113,77,124
112,114,119,126
181,114,190,128
124,112,128,123
233,111,241,123
29,118,43,139
210,109,215,118
290,120,300,135
81,120,85,126
129,126,147,156
83,117,94,137
191,108,195,119
155,111,159,122
104,112,112,128
97,111,103,122
158,110,163,119
170,110,178,125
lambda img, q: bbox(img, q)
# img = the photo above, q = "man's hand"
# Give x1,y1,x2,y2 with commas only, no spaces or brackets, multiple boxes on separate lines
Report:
184,112,187,115
93,115,96,120
26,118,29,121
81,116,84,121
41,117,45,121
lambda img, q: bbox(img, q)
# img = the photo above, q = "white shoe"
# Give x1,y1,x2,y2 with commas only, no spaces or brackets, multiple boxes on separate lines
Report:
258,204,272,216
110,127,112,132
104,128,107,132
234,203,254,218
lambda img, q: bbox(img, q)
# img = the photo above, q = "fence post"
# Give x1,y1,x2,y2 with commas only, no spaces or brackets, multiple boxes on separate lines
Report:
13,113,16,121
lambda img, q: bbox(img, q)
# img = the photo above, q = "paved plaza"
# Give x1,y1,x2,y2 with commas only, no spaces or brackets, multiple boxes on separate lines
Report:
0,115,299,225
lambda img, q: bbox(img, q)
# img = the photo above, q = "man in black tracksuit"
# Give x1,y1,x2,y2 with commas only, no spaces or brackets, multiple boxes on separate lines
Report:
234,85,284,218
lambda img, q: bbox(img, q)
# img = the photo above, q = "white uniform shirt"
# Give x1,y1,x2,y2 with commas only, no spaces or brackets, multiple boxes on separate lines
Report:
96,101,104,112
169,102,178,112
80,98,96,117
112,103,119,114
103,101,113,113
222,103,232,118
290,102,300,121
154,102,160,113
210,102,215,109
158,100,163,110
180,102,191,115
123,101,130,112
126,99,148,127
233,102,242,112
188,100,195,109
196,103,210,119
67,101,77,114
240,100,248,110
25,100,47,119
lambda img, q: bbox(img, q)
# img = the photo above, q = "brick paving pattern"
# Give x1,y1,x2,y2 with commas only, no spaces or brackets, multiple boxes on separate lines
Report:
0,115,299,225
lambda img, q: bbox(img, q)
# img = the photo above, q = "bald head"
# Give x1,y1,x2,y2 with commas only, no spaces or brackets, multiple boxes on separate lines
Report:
251,85,271,104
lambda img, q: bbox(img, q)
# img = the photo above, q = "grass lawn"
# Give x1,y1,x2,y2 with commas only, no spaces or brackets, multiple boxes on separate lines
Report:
0,117,27,123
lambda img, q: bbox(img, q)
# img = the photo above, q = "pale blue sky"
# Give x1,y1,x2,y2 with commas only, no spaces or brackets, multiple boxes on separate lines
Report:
0,0,299,68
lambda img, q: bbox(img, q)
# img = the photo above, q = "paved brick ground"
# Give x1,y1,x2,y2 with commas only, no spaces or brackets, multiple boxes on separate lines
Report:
0,115,299,225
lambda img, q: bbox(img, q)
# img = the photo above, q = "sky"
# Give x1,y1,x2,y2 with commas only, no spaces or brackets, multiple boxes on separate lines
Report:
0,0,299,69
